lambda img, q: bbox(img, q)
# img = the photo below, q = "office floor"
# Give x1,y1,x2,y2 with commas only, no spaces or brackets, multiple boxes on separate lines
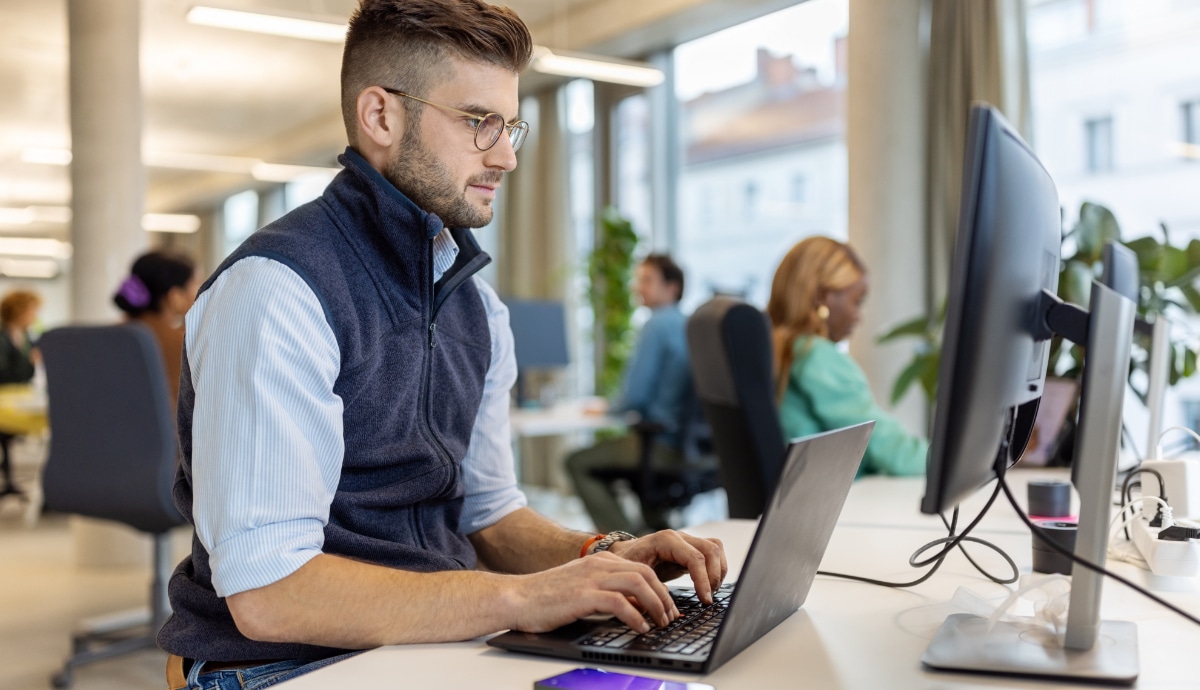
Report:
0,446,726,690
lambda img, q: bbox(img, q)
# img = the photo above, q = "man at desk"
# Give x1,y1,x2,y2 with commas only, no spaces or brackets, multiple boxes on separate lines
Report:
567,254,692,534
157,2,725,688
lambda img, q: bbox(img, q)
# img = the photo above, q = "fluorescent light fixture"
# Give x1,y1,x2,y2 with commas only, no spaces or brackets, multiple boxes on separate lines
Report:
186,6,662,88
0,206,73,226
22,148,73,165
22,147,339,178
187,6,346,43
143,213,202,233
530,47,664,88
251,162,340,183
0,237,72,260
146,151,258,174
0,258,60,279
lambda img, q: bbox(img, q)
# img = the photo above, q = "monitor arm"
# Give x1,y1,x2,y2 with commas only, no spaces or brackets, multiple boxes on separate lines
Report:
1034,288,1089,345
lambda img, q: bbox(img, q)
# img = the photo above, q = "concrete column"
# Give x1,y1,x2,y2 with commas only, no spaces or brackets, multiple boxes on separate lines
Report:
67,0,150,567
847,0,929,435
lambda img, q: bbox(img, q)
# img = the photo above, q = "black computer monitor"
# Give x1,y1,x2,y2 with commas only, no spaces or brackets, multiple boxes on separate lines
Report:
922,105,1062,516
504,298,570,405
920,105,1139,683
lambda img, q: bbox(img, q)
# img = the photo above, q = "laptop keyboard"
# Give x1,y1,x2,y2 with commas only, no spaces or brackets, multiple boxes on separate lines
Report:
576,583,735,656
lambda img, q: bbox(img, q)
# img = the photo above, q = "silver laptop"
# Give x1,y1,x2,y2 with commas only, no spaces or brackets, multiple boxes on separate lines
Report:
487,421,874,674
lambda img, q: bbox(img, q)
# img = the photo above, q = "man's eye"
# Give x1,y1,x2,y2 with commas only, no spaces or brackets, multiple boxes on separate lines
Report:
465,118,483,129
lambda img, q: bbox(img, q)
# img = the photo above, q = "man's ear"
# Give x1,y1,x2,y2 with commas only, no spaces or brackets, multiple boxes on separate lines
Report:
356,86,404,150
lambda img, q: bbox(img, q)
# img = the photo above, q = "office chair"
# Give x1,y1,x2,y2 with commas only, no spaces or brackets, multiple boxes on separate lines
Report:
39,324,185,689
592,390,721,532
686,296,786,519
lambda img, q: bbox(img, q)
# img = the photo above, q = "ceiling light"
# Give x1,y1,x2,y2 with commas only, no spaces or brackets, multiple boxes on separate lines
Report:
186,6,346,43
0,258,60,279
22,147,339,178
146,151,257,174
0,206,73,226
185,7,663,88
22,148,73,166
0,237,73,260
143,213,202,233
530,47,664,88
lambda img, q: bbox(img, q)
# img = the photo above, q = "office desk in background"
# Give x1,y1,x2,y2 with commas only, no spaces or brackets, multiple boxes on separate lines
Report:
508,399,625,438
277,469,1200,689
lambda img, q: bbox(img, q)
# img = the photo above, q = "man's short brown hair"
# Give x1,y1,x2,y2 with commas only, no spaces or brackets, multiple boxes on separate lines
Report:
341,0,533,145
642,253,685,303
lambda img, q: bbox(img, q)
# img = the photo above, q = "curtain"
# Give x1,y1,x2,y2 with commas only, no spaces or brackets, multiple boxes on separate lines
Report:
926,0,1030,311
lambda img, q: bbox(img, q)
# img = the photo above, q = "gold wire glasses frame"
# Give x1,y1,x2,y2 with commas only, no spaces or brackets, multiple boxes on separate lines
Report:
382,88,530,153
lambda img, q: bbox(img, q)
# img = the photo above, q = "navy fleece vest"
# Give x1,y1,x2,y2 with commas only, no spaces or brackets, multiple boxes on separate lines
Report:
158,148,492,662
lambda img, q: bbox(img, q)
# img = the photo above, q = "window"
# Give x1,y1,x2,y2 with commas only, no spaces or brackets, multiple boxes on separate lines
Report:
791,174,807,204
222,189,259,257
1084,116,1113,173
672,0,848,311
1183,99,1200,147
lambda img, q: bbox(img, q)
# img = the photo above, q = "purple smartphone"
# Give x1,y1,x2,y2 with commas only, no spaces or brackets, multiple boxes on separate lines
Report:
533,667,715,690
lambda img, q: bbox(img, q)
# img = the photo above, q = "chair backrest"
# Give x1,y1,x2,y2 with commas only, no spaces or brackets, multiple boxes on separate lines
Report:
40,324,183,534
686,297,786,519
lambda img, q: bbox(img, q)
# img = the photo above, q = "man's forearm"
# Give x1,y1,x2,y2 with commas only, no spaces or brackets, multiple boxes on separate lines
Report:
469,507,596,574
225,553,521,649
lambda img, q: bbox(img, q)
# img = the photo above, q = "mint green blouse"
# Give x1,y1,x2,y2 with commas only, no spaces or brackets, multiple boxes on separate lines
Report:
779,336,928,478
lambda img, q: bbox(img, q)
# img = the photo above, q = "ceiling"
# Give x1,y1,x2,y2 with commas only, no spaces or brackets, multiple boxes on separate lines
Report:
0,0,796,237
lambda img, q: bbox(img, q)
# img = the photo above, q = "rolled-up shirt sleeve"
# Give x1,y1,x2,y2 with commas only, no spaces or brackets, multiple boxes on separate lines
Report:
459,277,527,534
187,256,344,598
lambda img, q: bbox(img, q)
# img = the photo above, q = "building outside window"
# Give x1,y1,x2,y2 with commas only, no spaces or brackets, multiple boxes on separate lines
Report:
1027,0,1200,450
1183,99,1200,148
1084,116,1113,173
672,0,848,311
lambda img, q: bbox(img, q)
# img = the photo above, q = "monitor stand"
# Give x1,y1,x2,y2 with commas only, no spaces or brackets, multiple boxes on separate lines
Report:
922,282,1140,685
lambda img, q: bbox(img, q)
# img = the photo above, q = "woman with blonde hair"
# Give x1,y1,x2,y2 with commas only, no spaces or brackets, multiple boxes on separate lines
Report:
767,236,927,477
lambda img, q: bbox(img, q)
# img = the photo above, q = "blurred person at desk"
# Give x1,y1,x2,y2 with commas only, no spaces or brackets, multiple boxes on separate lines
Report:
113,250,199,412
157,4,725,688
769,236,927,478
0,289,42,385
567,254,693,534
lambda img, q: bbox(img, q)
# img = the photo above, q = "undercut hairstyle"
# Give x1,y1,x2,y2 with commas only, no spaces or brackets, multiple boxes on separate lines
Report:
341,0,534,145
642,253,685,303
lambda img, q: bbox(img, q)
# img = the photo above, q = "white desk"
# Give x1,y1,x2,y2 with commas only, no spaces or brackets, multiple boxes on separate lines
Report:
279,470,1200,689
509,400,625,438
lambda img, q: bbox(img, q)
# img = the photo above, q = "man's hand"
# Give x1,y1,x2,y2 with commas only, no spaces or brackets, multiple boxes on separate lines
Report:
506,552,680,633
605,530,728,604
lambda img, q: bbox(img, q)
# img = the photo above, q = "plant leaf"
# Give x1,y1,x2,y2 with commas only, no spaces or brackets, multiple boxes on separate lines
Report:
890,357,925,406
878,315,932,343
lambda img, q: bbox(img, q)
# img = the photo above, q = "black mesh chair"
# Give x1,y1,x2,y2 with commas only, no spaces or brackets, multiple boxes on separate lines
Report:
39,324,185,689
592,389,721,532
686,297,786,519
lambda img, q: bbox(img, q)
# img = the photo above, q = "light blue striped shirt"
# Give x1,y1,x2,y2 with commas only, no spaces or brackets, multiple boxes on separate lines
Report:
186,230,526,597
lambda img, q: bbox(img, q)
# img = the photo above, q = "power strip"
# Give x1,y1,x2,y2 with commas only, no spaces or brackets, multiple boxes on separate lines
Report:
1140,454,1200,518
1130,518,1200,577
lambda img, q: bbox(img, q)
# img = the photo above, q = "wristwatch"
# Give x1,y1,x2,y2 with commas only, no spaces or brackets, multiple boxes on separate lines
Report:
591,530,636,554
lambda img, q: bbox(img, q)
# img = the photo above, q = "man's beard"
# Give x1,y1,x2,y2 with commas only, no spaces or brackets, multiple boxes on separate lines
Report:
384,124,501,229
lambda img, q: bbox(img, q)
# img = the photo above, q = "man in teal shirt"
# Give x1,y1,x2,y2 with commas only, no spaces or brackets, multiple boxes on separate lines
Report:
567,254,693,532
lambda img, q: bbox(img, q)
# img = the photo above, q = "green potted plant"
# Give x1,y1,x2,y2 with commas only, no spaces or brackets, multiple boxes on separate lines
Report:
882,201,1199,411
586,205,640,398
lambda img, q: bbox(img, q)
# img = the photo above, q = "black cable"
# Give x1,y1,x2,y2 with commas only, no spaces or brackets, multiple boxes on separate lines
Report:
1118,467,1167,539
817,479,1019,588
997,469,1200,628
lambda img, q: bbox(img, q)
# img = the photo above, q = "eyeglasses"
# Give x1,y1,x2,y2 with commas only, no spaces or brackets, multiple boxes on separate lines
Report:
383,88,530,153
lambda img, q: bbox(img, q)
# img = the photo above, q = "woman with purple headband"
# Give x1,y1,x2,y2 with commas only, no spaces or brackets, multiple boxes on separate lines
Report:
113,250,199,413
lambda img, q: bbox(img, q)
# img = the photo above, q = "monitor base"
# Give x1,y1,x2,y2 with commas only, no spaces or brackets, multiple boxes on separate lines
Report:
922,613,1138,686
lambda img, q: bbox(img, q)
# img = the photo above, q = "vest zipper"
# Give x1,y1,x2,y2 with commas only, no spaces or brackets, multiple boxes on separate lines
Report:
423,246,492,496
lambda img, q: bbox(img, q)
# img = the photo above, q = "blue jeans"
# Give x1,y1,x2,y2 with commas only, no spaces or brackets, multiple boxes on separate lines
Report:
184,653,361,690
